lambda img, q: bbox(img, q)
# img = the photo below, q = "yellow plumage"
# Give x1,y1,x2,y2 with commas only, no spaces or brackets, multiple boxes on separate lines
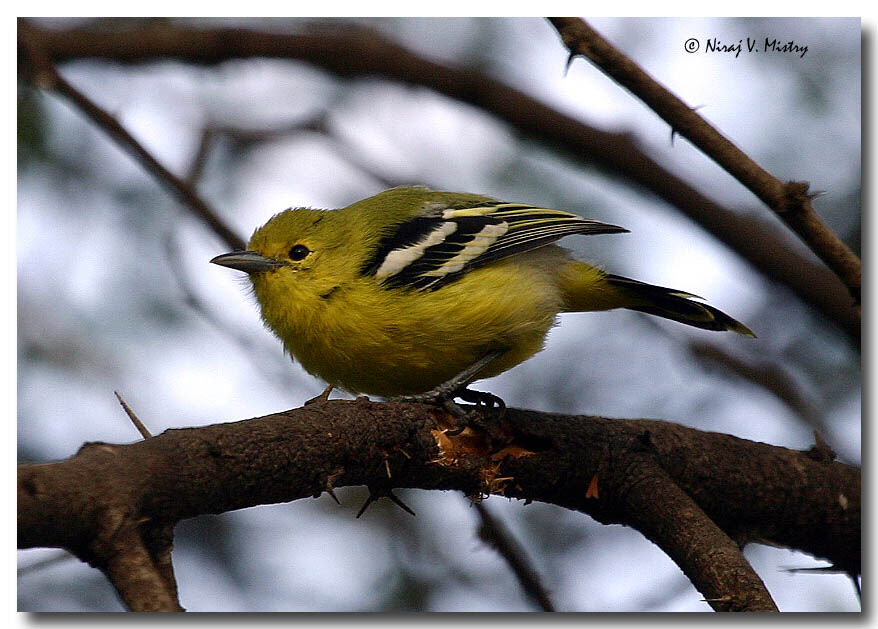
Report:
212,187,753,398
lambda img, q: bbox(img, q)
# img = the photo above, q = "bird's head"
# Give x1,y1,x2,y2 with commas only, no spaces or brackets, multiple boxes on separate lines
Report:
210,207,361,309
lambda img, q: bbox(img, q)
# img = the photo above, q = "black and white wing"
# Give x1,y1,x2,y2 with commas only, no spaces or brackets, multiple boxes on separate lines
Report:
361,201,628,291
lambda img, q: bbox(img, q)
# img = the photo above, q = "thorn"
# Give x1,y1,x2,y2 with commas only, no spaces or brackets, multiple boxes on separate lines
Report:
356,486,416,518
564,51,577,76
324,467,344,505
586,474,599,499
385,490,416,516
114,391,152,439
325,487,341,505
355,492,378,519
783,564,848,574
305,383,334,405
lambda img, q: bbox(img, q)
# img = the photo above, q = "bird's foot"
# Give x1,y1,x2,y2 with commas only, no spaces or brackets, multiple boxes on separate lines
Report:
395,385,505,433
391,350,508,438
457,387,506,411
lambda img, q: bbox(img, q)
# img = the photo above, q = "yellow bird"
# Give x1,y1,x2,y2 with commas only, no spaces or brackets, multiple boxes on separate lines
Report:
212,186,753,401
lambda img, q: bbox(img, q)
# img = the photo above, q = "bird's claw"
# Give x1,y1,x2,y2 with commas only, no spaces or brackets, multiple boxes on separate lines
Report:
457,388,506,412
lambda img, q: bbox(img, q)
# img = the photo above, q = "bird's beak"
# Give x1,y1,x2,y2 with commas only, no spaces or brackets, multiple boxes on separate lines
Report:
210,250,287,274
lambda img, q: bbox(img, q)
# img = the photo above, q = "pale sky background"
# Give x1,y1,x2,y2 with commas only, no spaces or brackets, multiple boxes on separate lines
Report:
15,15,862,613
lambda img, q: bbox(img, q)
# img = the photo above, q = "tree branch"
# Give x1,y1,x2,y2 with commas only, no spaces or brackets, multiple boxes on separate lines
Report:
474,502,556,611
18,400,859,611
615,447,777,611
98,520,183,612
688,341,827,435
17,20,245,252
548,17,861,307
16,19,859,343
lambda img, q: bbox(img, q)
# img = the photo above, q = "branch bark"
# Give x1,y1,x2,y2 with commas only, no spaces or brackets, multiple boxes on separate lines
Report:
99,522,183,612
16,19,859,344
18,400,860,611
548,17,862,307
615,450,777,611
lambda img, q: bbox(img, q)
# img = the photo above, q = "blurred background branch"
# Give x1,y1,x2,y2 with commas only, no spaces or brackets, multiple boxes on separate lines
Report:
474,501,556,611
688,340,828,435
19,20,245,251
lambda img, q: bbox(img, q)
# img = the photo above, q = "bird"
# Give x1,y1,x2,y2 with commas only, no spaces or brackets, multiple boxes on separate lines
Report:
211,186,754,403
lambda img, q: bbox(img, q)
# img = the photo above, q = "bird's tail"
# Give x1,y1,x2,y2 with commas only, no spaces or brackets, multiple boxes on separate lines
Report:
558,262,755,336
604,274,755,336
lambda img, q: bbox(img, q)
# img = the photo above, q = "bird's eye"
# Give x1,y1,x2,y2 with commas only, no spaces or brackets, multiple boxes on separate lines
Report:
288,244,311,261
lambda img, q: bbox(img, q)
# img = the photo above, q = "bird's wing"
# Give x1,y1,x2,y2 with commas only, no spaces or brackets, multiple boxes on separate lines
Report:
361,201,628,291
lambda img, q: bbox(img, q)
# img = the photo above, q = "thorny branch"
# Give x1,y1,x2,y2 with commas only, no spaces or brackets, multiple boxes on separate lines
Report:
19,400,859,612
548,17,862,308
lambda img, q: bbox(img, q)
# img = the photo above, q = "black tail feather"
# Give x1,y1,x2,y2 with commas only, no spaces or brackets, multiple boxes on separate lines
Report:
605,274,755,336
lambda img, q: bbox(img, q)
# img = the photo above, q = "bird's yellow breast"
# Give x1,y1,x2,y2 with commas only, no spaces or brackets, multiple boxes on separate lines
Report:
250,247,570,396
